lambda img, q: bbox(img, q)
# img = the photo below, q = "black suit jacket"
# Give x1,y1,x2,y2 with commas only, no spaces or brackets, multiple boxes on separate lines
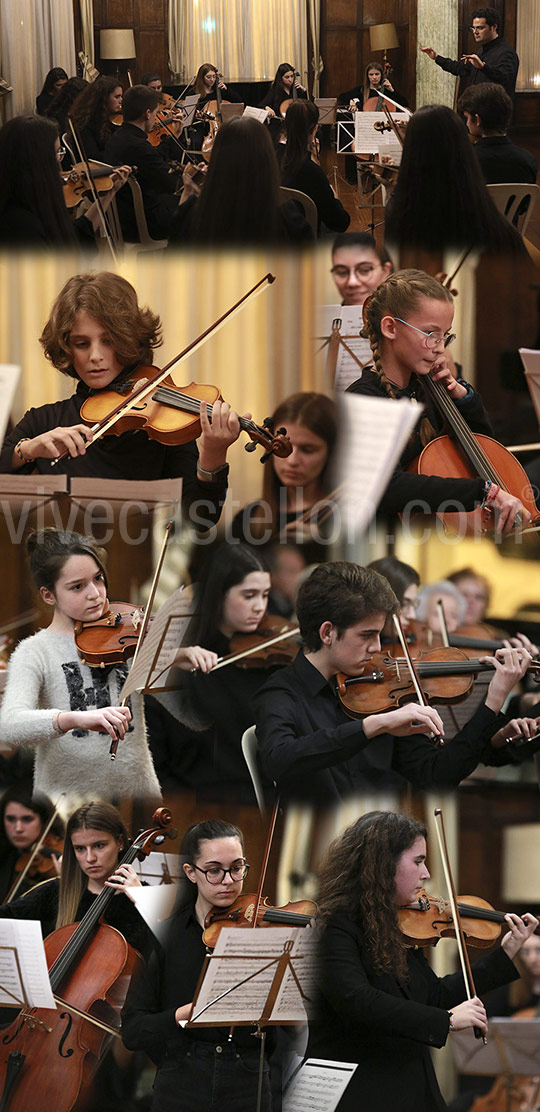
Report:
308,915,519,1111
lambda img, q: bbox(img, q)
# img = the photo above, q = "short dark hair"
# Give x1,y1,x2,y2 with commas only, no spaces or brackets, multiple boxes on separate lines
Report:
458,82,512,131
296,562,397,651
122,84,160,122
332,231,392,266
471,8,499,28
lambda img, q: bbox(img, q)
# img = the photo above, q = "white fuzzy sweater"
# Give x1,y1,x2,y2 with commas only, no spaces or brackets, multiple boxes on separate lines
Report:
0,629,162,810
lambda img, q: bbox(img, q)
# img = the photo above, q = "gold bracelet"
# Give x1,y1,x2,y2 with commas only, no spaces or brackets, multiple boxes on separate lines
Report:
14,438,31,462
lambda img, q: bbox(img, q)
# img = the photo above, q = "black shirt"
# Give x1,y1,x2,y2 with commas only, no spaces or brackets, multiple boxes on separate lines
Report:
280,154,350,234
0,378,228,527
435,36,519,97
253,651,506,802
347,368,490,515
474,134,538,185
103,122,180,240
122,901,262,1063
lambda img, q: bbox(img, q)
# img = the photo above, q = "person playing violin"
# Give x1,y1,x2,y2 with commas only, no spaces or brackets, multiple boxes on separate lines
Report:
141,71,187,160
0,271,240,527
122,818,273,1112
146,543,280,803
254,561,535,804
69,75,124,161
348,269,531,533
0,529,163,811
307,810,538,1112
0,786,64,903
36,67,68,116
0,116,130,248
103,84,188,240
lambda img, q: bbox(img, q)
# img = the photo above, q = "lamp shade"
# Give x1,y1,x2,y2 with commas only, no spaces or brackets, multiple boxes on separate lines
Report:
369,23,400,53
502,824,540,903
100,29,136,61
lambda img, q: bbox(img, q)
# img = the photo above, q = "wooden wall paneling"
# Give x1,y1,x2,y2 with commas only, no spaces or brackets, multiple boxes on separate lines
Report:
321,0,416,107
459,784,540,920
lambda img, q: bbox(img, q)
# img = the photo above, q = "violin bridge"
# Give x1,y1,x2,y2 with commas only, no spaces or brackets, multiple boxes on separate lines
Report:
22,1013,53,1034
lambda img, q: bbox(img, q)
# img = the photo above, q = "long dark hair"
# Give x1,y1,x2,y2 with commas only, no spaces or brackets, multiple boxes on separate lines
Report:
269,62,296,97
39,68,68,97
363,60,384,102
70,75,121,147
0,116,77,245
57,802,128,928
192,543,269,647
188,116,284,244
385,105,525,254
317,811,427,978
281,101,319,183
45,77,87,128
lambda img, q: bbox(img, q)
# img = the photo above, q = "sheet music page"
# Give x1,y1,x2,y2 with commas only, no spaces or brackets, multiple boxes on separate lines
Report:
119,585,195,699
244,105,269,123
317,306,372,391
188,927,314,1025
0,365,21,446
284,1059,357,1112
0,920,55,1009
181,94,200,127
354,111,408,154
128,884,178,942
268,928,318,1021
336,392,422,536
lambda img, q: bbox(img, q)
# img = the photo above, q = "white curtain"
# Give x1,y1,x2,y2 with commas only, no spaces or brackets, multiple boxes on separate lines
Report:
307,0,322,96
516,0,540,91
79,0,95,67
0,0,75,118
169,0,307,84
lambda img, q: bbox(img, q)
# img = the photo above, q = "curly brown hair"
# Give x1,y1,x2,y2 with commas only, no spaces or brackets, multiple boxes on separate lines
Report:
39,272,162,379
317,811,427,979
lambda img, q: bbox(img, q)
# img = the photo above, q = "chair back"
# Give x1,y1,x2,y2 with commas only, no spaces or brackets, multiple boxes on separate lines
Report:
487,182,539,236
279,185,318,237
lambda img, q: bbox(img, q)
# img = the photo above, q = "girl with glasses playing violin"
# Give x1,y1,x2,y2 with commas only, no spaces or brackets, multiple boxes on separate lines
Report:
122,818,273,1112
347,269,530,533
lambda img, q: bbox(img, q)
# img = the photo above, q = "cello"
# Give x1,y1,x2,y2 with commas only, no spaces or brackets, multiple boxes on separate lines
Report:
0,807,174,1112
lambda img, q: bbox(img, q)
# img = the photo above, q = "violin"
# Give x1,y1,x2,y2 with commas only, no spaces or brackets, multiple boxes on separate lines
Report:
398,888,510,949
217,617,301,671
77,370,292,459
0,808,174,1112
12,833,64,883
60,161,116,209
335,646,540,718
202,892,317,949
402,619,507,658
74,601,146,668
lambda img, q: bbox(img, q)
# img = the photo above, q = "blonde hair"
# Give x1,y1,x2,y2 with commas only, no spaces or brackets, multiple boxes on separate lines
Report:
362,269,453,443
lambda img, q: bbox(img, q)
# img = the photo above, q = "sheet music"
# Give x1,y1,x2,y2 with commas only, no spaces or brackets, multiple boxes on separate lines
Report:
354,111,408,155
188,926,316,1026
451,1020,540,1076
335,392,422,536
182,94,200,128
284,1059,357,1112
119,585,195,699
244,105,270,124
0,365,21,446
0,920,55,1009
317,306,372,391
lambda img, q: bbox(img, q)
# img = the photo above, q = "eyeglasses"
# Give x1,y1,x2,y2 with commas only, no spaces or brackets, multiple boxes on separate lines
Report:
393,318,456,349
468,23,488,31
193,862,250,885
331,264,382,279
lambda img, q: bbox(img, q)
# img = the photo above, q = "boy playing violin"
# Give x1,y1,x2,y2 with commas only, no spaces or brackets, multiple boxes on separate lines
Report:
0,271,241,528
254,561,538,803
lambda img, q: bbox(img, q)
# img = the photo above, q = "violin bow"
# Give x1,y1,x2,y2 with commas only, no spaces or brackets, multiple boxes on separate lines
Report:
5,792,66,903
434,808,487,1044
110,521,173,759
51,273,276,466
392,614,445,746
67,118,119,264
434,600,461,735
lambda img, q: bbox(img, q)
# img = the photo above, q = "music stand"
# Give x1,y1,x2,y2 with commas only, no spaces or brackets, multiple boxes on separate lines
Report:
221,103,244,121
314,98,337,125
451,1018,540,1077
